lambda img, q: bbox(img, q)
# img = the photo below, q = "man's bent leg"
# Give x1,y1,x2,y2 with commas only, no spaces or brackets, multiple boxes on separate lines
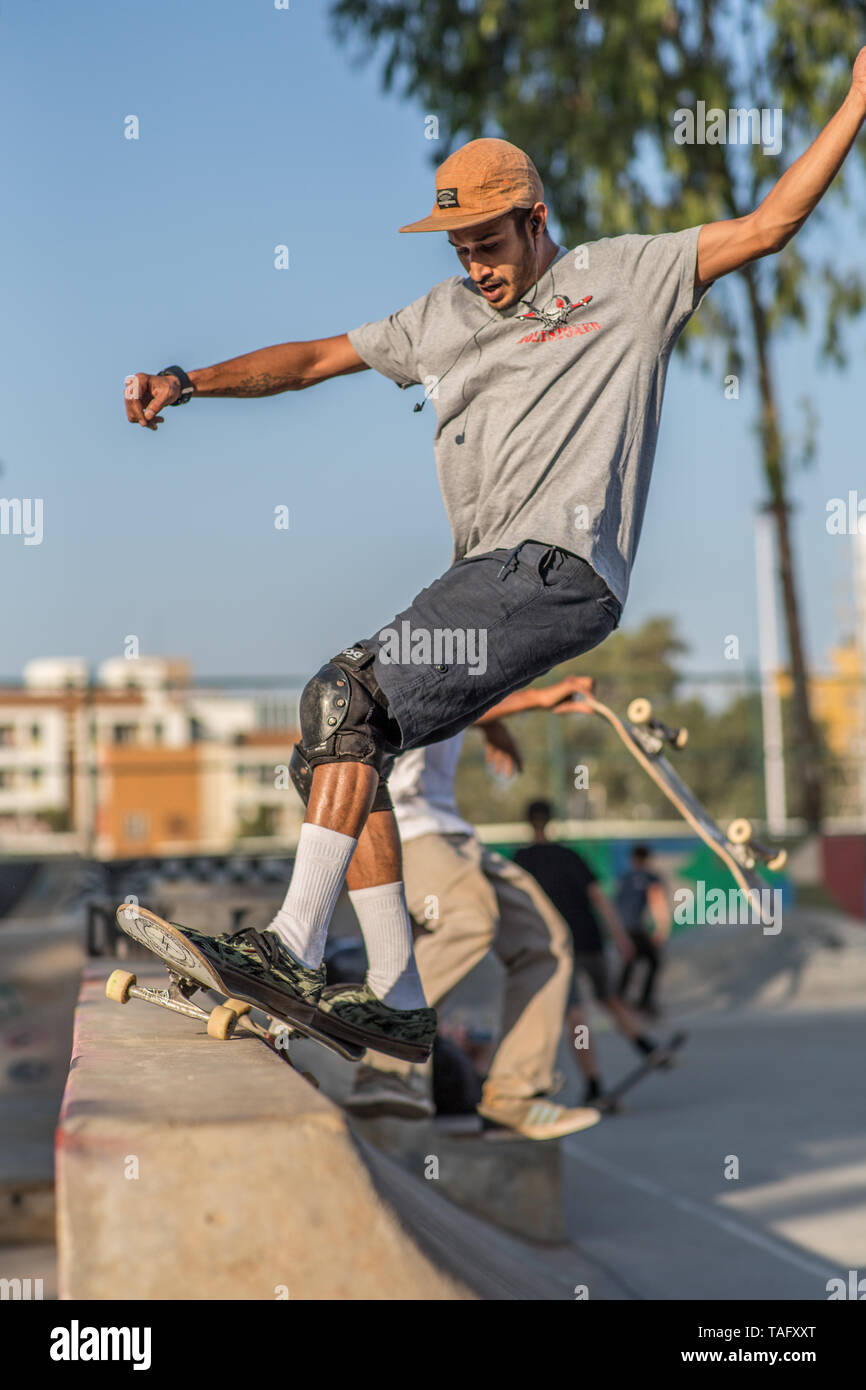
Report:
266,646,399,969
481,851,573,1100
342,810,426,1010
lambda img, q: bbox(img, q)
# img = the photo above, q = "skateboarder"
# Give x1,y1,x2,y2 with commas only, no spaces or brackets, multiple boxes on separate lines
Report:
514,802,662,1104
616,845,670,1017
123,71,866,1060
346,674,601,1139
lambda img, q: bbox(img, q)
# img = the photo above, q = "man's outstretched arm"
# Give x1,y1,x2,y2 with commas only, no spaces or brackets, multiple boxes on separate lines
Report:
125,333,368,430
695,47,866,287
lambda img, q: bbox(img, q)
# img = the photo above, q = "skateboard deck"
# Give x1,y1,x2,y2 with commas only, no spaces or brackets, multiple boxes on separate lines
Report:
112,903,363,1063
571,692,785,929
596,1030,687,1113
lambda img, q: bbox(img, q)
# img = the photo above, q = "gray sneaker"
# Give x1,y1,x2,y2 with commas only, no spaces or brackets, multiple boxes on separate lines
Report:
343,1064,434,1120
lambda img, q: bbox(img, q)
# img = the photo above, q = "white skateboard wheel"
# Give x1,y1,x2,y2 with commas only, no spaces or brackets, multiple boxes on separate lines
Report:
105,969,137,1004
727,818,753,845
627,698,653,725
674,727,689,749
207,1005,239,1040
768,850,787,872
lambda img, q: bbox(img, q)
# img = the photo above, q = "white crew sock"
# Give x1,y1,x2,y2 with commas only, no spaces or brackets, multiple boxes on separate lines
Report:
348,881,428,1011
267,823,357,969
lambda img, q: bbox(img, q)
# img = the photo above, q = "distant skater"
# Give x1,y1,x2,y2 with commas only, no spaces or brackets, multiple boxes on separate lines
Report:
616,845,670,1017
514,802,660,1105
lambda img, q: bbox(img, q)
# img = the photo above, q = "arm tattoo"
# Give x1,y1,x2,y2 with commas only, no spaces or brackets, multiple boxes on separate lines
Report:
216,371,298,397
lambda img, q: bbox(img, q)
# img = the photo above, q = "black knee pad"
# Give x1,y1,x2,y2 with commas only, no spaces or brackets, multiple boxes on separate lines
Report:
289,744,313,804
296,649,398,780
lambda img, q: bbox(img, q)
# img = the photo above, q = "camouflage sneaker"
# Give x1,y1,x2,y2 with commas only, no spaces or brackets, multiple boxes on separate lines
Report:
214,926,325,1007
343,1063,434,1121
316,982,436,1064
115,905,324,1034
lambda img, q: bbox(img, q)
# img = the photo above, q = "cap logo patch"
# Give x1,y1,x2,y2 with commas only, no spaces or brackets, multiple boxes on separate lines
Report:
436,187,460,209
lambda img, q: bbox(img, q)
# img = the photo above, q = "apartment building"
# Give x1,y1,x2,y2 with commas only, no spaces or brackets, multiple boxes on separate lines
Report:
0,657,303,856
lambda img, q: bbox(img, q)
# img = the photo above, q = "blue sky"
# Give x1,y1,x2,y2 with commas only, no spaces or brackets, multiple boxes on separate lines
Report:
0,0,862,688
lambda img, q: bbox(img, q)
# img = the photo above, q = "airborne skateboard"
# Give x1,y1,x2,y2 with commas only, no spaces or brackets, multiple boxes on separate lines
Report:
596,1030,688,1113
570,691,786,928
110,903,364,1063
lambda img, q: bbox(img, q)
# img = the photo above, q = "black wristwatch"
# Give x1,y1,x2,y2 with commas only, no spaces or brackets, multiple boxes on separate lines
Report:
158,365,195,405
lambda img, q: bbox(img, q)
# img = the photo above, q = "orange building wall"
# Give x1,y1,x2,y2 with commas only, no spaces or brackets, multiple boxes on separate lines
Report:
100,746,201,856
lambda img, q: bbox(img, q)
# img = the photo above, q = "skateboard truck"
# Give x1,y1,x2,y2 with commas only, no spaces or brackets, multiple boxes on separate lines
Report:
626,698,689,750
105,969,240,1040
726,818,787,872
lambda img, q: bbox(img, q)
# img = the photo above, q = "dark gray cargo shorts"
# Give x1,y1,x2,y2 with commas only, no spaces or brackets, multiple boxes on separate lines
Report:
354,540,621,752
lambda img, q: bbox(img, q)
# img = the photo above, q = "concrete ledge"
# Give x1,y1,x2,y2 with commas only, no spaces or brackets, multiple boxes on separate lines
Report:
57,971,477,1300
350,1114,566,1245
281,1035,567,1245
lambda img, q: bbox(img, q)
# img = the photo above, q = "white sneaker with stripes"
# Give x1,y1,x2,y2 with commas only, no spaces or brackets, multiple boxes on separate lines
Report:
477,1092,601,1141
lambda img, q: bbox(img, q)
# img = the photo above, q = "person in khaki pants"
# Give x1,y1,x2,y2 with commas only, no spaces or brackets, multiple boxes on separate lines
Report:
345,675,602,1141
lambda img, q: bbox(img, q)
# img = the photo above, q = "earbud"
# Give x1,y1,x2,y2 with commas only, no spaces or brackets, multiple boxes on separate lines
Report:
530,217,541,235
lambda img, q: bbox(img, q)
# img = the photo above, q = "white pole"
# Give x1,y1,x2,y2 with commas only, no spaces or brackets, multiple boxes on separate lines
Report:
755,510,787,835
853,533,866,828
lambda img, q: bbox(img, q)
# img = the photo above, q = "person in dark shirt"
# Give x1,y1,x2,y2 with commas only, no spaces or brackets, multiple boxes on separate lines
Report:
515,801,659,1104
616,845,670,1017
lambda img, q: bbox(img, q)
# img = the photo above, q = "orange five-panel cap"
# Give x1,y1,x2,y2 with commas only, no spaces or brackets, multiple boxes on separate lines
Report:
399,137,544,233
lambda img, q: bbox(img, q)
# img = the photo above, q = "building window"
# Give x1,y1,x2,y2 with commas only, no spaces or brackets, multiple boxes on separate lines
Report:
30,768,42,785
153,723,164,743
165,815,188,837
30,724,42,744
113,725,138,746
0,769,13,789
0,727,14,748
124,813,149,841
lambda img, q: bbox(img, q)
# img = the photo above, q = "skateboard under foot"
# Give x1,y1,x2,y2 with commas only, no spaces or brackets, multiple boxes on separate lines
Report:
112,903,364,1063
104,968,324,1083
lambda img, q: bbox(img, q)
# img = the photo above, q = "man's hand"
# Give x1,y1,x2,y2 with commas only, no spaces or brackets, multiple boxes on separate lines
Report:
124,373,182,431
536,674,594,713
481,719,523,778
475,674,593,724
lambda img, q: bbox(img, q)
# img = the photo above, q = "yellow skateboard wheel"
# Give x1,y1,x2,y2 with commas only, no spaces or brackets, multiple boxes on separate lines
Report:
627,698,653,725
105,969,137,1004
223,998,252,1017
207,1005,239,1040
727,818,753,845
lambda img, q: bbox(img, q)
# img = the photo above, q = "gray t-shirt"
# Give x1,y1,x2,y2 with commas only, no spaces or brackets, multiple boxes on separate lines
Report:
348,227,709,605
